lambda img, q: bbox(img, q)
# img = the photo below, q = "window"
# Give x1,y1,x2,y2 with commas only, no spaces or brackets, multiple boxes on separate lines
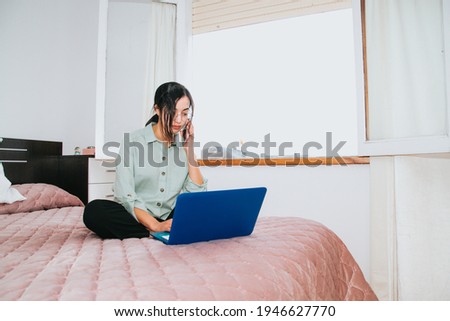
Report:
353,0,450,156
193,9,358,158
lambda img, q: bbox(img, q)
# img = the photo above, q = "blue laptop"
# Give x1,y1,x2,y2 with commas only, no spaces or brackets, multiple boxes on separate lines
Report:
150,187,267,245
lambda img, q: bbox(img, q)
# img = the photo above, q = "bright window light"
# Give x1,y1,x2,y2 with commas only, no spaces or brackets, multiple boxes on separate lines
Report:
193,9,357,158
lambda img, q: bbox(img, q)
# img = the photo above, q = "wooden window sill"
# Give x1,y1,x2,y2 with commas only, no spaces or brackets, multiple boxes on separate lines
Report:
197,156,369,167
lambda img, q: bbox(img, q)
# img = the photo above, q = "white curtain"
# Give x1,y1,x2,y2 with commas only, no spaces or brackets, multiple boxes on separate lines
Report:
143,2,176,123
370,156,398,300
371,155,450,300
365,0,447,140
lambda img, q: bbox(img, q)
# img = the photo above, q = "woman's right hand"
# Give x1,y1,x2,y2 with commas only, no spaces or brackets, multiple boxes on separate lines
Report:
151,219,172,232
135,207,172,232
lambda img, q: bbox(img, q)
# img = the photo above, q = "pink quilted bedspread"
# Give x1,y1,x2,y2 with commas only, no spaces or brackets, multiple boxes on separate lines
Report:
0,207,377,301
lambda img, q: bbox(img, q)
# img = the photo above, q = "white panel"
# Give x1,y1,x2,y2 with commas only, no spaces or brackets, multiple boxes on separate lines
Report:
395,154,450,300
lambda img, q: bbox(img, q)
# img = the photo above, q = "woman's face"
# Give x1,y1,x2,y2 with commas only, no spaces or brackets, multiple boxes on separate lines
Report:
170,96,191,135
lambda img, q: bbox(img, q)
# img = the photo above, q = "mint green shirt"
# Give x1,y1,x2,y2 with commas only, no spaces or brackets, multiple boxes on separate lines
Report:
114,124,207,221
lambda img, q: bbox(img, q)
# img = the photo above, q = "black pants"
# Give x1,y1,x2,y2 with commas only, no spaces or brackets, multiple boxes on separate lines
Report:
83,199,173,239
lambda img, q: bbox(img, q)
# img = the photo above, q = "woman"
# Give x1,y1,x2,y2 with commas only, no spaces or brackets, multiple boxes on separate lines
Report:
83,82,207,239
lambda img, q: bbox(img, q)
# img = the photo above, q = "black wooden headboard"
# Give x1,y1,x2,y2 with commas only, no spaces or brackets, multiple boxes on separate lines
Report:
0,137,61,184
0,137,90,204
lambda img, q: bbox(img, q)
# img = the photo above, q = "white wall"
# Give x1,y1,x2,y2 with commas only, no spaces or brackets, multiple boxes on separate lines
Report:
201,164,371,280
0,0,99,155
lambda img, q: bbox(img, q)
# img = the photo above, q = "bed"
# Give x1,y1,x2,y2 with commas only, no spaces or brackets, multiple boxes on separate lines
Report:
0,138,377,301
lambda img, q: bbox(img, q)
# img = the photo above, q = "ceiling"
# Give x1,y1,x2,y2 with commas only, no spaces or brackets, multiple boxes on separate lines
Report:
192,0,352,34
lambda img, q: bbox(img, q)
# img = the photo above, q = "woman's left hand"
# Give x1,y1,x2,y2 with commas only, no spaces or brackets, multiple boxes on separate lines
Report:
183,120,194,146
182,120,203,184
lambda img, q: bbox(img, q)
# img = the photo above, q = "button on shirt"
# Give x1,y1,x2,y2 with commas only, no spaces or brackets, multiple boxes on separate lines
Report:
114,124,208,221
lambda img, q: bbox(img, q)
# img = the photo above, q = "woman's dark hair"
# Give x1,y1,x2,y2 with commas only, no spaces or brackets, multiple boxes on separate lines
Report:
145,82,194,141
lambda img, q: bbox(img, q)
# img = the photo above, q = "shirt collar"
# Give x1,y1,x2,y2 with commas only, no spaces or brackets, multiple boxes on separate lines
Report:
144,123,180,147
144,123,158,144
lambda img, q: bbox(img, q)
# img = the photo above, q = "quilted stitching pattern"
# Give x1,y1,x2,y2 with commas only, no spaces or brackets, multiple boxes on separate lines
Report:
0,184,84,215
0,208,377,301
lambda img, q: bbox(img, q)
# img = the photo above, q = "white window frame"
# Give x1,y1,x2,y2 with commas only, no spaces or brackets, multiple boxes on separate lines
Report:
352,0,450,156
94,0,192,159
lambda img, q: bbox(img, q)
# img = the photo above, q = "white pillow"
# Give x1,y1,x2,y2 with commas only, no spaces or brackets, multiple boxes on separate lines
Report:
0,163,26,204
